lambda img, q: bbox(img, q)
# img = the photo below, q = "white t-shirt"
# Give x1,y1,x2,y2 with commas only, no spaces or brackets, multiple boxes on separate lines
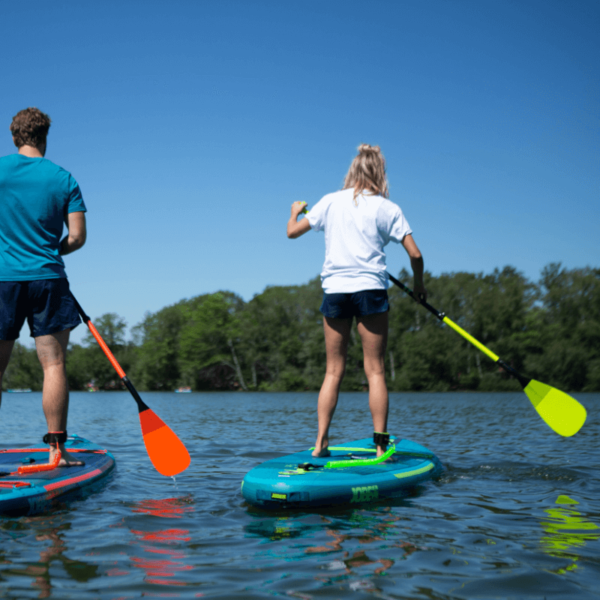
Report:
307,188,412,293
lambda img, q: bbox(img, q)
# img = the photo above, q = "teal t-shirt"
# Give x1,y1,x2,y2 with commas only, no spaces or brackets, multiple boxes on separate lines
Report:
0,154,87,281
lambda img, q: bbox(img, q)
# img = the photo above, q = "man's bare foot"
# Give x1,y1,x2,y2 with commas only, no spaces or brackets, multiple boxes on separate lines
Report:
49,446,85,467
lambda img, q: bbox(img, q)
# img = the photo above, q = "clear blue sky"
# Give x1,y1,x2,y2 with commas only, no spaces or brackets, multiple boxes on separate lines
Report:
2,0,598,345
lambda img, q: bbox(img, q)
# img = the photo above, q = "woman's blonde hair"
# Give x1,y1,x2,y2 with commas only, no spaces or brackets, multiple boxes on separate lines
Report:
343,144,389,204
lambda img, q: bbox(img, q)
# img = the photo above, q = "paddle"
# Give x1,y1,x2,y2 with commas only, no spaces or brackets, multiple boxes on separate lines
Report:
71,295,191,476
387,272,587,437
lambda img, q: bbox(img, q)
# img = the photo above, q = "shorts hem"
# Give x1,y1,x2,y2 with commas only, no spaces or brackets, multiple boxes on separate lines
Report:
30,320,81,338
320,306,389,319
319,289,389,319
0,333,20,342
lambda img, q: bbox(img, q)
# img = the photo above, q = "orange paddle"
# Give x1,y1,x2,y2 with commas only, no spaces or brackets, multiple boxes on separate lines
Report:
72,295,191,476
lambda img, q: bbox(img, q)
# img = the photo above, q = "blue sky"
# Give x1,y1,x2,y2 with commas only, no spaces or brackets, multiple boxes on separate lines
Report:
2,0,598,345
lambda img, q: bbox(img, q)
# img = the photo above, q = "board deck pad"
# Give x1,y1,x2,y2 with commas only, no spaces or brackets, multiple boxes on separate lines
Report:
0,435,115,516
242,437,442,509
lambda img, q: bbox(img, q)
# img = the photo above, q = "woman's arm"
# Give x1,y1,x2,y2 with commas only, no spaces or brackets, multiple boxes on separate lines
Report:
401,234,427,302
287,201,311,239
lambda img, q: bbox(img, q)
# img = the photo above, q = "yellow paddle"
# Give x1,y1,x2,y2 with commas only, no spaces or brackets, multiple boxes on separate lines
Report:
387,273,587,437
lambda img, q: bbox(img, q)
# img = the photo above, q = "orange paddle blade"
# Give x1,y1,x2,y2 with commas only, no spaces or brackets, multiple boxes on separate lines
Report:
139,409,191,476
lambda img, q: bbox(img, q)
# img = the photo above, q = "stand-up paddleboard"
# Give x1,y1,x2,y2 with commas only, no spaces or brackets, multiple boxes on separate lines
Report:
0,435,115,516
242,437,442,509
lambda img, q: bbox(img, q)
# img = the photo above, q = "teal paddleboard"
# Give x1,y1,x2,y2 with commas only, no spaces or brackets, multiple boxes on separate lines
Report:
242,437,442,509
0,434,115,516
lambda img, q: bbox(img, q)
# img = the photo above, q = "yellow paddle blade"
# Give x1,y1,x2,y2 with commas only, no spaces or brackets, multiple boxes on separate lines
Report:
524,380,587,437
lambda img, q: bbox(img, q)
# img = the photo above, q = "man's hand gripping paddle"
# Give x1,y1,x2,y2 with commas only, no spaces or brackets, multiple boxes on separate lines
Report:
72,295,191,476
387,272,587,437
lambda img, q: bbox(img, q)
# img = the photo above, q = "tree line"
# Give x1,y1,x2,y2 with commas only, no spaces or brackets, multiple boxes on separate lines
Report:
2,264,599,393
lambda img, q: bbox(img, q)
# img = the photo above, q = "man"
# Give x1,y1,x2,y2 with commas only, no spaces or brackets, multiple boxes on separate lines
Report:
0,107,87,466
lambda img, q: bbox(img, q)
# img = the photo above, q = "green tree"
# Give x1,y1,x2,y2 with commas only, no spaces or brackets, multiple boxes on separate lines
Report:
179,292,247,390
1,343,43,391
525,264,600,391
133,303,186,390
54,264,600,393
239,278,324,391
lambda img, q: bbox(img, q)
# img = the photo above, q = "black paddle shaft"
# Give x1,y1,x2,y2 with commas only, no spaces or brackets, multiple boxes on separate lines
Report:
387,272,444,321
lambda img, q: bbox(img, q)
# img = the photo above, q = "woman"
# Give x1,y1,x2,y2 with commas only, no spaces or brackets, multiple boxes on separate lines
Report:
287,144,427,458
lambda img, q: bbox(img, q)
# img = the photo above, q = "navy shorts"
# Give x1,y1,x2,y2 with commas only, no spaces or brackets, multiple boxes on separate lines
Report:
320,289,389,319
0,279,81,340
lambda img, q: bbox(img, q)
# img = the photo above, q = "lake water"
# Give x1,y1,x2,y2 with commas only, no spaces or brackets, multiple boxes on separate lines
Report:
0,391,598,599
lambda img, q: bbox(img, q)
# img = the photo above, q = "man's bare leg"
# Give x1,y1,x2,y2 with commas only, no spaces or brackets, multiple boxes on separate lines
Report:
35,330,82,466
0,340,16,410
357,312,389,457
313,317,352,458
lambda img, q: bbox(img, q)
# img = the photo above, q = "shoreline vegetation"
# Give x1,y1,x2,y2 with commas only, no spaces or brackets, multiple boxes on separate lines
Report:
3,263,599,393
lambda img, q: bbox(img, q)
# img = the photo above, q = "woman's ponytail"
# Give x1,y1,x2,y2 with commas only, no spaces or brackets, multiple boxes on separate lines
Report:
343,144,389,204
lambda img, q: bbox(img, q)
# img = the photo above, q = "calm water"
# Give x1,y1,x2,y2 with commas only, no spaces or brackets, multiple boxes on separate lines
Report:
0,391,598,599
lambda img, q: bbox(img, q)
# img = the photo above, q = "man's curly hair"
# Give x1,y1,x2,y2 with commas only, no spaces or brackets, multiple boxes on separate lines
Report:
10,107,51,149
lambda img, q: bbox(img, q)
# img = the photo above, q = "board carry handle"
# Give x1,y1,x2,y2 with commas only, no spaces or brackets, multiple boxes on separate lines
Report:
325,445,396,469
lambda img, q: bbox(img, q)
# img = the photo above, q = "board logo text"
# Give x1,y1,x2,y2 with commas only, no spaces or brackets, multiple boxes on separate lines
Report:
351,485,379,503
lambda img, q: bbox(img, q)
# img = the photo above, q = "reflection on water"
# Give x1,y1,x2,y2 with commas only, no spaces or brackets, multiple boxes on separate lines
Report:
245,506,422,598
540,495,600,574
131,496,194,519
126,497,195,591
1,516,98,599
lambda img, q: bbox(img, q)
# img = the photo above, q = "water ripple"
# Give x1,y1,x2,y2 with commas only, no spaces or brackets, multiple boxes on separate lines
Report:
0,391,598,599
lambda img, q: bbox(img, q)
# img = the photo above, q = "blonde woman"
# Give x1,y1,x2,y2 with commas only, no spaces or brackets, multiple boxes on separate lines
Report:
287,144,427,458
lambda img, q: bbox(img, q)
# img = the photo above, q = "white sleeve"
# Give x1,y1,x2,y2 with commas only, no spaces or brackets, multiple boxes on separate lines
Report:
306,195,329,233
377,200,412,244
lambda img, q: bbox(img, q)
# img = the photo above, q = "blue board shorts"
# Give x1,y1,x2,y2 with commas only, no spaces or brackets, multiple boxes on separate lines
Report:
0,279,81,340
320,289,389,319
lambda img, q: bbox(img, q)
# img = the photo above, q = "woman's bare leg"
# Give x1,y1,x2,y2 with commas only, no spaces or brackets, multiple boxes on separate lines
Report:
357,312,389,457
313,317,352,457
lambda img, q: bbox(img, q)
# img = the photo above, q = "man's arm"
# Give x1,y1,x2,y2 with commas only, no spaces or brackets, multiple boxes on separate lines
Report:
287,201,311,239
59,211,87,256
401,234,427,302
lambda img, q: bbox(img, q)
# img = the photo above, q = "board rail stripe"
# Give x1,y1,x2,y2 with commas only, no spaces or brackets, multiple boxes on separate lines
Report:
393,463,435,479
0,448,107,454
44,468,104,492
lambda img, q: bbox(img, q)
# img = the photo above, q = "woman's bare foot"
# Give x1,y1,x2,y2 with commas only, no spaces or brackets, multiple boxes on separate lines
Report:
312,447,331,458
312,439,331,458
